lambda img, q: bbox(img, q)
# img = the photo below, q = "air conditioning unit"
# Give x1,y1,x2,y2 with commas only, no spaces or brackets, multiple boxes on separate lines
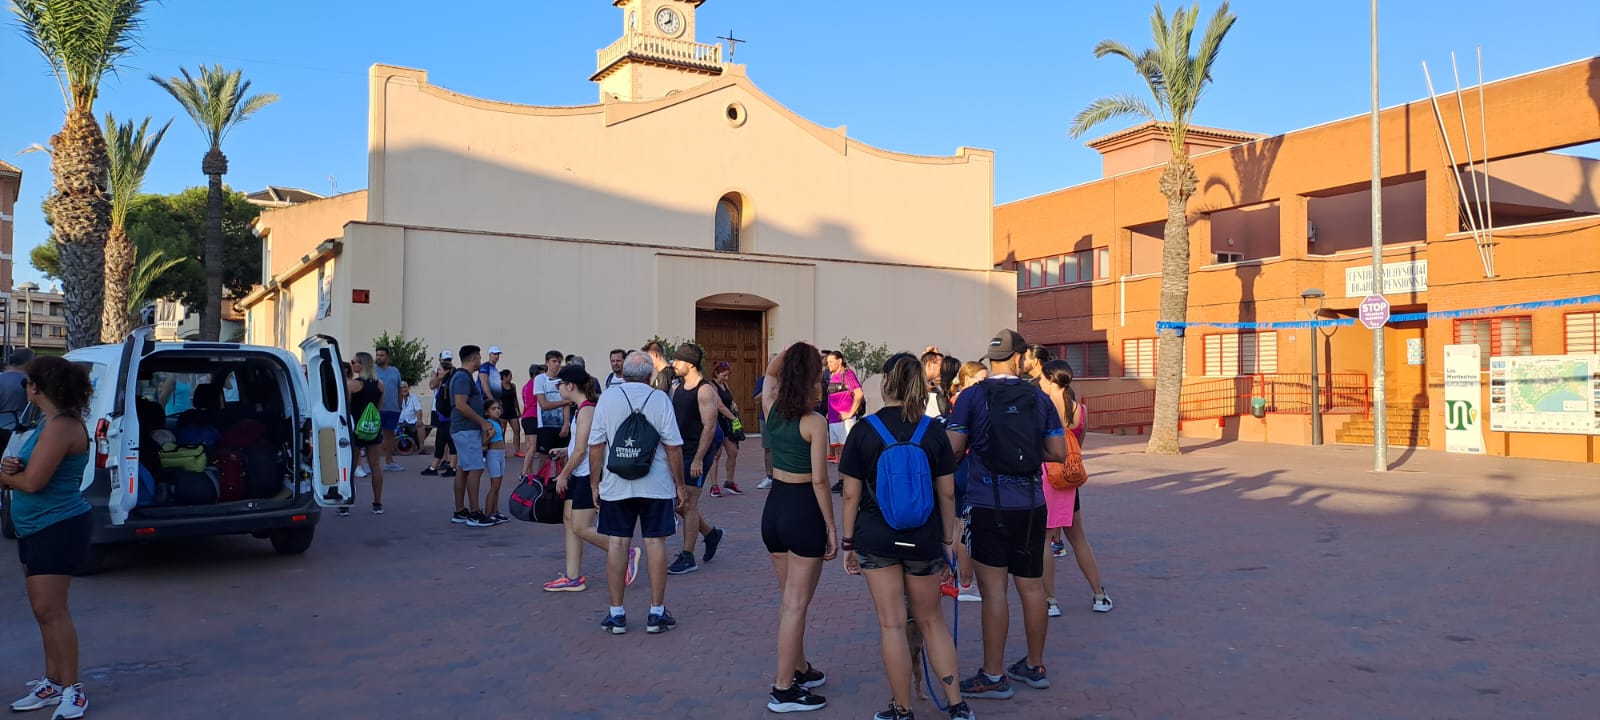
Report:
1215,252,1244,264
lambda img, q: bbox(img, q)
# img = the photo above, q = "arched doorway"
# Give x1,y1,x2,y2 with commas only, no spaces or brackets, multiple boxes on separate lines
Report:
695,293,773,431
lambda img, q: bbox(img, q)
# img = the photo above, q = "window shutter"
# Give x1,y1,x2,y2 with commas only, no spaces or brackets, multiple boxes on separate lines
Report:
1566,312,1600,354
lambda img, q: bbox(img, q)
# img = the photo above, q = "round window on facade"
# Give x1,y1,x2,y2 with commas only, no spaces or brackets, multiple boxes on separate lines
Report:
726,102,747,127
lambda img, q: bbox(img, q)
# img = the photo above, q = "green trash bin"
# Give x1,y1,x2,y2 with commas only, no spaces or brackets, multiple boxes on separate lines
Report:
1249,396,1267,418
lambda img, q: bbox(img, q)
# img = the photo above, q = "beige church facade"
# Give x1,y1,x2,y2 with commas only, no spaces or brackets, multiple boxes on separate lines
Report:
240,0,1014,422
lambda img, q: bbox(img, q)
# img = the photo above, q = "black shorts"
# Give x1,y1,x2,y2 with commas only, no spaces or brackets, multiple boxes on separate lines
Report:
17,511,92,577
535,427,563,454
967,505,1048,579
761,481,827,558
520,417,540,436
598,497,676,539
857,551,947,577
681,442,722,488
566,474,596,511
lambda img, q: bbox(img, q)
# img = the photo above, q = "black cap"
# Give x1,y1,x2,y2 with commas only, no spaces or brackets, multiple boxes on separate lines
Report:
985,329,1027,361
556,364,591,387
672,343,704,367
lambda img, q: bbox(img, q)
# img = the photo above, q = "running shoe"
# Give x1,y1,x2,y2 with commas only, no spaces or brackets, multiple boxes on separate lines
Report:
1005,658,1049,689
757,476,774,490
1093,590,1114,613
873,700,915,720
1050,539,1067,557
794,663,827,690
723,481,743,495
625,546,641,586
489,513,511,525
647,609,677,633
335,507,350,517
947,701,975,720
466,512,494,527
703,527,726,563
601,613,627,634
543,574,586,592
52,684,86,720
421,466,439,476
957,583,983,603
959,670,1014,699
767,684,826,713
372,503,384,515
709,484,723,499
830,480,843,494
440,466,457,478
451,509,470,524
667,551,700,575
383,463,405,472
1047,598,1061,617
11,679,62,712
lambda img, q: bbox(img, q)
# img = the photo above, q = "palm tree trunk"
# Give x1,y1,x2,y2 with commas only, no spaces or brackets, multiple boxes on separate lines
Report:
51,107,111,350
200,148,228,342
1147,158,1198,455
101,225,136,343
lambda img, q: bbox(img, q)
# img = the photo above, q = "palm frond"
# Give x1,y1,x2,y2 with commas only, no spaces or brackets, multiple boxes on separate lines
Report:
127,248,185,317
104,110,170,225
1186,1,1238,116
1093,40,1167,106
1069,95,1161,139
12,0,150,110
150,64,280,150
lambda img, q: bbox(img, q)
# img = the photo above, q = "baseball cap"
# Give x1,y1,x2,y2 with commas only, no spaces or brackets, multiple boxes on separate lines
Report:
985,329,1028,361
556,364,591,387
488,346,502,355
439,351,453,361
672,343,704,367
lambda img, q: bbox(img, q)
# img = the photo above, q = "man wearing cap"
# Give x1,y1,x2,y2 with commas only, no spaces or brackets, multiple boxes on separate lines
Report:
666,343,727,575
479,346,503,402
946,329,1066,700
423,351,458,476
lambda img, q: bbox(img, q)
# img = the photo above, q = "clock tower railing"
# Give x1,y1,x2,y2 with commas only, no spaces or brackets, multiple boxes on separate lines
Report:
596,31,724,75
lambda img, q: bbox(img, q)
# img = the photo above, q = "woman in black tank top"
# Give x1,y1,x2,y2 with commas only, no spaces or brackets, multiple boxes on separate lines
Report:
709,362,744,497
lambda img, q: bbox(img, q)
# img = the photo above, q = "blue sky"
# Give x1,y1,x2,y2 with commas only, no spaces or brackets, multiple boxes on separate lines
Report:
3,0,1596,287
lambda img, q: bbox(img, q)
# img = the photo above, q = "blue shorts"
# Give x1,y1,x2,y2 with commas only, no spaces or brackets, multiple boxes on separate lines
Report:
452,429,486,471
682,434,723,488
598,497,676,539
380,411,401,431
485,449,506,479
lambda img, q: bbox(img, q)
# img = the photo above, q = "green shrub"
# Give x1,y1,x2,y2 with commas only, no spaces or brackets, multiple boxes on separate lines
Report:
373,332,431,385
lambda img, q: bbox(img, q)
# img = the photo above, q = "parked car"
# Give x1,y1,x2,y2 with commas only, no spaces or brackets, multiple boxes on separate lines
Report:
0,330,355,572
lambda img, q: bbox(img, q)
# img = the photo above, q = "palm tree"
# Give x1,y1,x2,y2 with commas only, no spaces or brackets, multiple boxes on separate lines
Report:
150,65,277,341
101,112,170,342
12,0,151,349
1069,2,1237,455
127,248,184,324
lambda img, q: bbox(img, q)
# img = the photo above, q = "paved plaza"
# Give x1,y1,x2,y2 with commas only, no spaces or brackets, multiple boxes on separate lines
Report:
2,436,1596,720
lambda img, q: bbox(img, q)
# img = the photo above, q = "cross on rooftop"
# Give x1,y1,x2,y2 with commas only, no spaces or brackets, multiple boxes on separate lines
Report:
716,30,745,60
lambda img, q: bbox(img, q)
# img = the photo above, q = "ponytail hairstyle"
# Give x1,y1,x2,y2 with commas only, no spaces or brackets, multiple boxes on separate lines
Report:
879,352,928,424
776,341,822,421
1040,359,1076,428
951,361,988,400
939,355,961,397
581,377,600,403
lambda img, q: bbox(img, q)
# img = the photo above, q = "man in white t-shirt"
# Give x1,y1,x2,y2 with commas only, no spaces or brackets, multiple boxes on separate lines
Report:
587,351,685,635
522,350,568,478
603,349,628,390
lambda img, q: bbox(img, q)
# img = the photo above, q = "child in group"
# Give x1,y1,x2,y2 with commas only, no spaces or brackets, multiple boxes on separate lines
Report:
482,400,511,525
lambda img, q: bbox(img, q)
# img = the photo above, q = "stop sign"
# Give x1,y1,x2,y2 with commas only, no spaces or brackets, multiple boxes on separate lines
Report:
1359,294,1391,330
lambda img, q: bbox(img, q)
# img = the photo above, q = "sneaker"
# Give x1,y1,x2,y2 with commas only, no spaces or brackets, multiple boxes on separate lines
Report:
383,463,405,472
793,663,827,690
830,480,842,494
1047,598,1061,617
1005,658,1049,689
335,507,350,517
466,512,494,527
1050,539,1066,557
957,583,982,603
647,609,677,633
757,476,774,490
625,546,641,587
51,684,85,720
873,701,915,720
947,701,975,720
723,481,743,495
667,551,699,575
1093,591,1114,613
355,464,371,478
543,574,586,592
959,670,1013,699
767,684,826,713
708,484,723,499
601,613,627,634
489,513,510,525
441,466,457,478
451,509,470,524
11,678,63,712
703,527,726,563
421,466,439,476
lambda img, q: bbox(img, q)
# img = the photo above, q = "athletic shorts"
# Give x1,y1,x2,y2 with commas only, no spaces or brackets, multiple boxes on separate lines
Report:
380,411,401,431
566,473,596,511
761,481,827,558
598,497,676,539
681,439,723,488
452,429,486,472
521,417,540,436
17,511,92,577
485,449,506,479
967,505,1049,579
536,427,563,455
857,550,946,577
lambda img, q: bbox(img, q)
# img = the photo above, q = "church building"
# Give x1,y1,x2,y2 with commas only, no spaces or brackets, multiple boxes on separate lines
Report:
240,0,1013,424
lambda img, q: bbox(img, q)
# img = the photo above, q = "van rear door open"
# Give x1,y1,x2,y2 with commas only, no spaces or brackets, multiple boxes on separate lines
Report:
299,335,353,507
106,328,155,525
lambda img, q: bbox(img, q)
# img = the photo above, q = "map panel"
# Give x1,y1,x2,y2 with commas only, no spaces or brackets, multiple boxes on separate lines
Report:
1488,355,1600,435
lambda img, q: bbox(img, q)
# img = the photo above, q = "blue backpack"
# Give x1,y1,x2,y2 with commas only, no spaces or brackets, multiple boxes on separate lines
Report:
865,414,936,531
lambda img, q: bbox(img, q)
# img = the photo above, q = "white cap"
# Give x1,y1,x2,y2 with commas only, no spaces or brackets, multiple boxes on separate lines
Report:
488,346,502,355
439,351,453,360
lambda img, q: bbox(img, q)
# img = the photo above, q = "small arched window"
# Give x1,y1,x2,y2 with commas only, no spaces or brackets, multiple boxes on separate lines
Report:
715,195,742,252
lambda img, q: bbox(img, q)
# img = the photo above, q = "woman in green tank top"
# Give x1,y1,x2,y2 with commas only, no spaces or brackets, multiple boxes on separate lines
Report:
0,356,94,718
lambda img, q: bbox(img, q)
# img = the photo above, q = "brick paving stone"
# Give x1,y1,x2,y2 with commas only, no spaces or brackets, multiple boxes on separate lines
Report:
1,436,1596,719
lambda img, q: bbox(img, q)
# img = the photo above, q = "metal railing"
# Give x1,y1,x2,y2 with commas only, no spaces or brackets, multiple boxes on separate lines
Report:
1083,373,1370,431
596,33,723,73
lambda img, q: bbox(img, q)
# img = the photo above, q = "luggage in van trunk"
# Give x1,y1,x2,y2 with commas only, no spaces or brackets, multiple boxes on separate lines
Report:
159,444,208,472
212,448,246,502
161,469,219,505
244,448,282,499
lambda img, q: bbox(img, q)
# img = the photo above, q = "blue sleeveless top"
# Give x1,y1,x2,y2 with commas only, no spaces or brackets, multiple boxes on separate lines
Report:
10,417,92,537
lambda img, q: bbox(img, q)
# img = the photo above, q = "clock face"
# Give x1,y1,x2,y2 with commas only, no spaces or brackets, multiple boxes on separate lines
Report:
655,7,682,36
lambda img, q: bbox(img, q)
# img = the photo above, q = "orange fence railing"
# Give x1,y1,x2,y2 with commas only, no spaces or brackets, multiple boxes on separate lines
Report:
1083,373,1370,431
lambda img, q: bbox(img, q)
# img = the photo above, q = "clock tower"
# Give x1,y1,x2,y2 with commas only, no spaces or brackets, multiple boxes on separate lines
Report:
592,0,725,102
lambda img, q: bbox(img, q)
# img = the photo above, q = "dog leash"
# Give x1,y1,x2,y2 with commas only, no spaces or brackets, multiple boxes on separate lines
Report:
920,548,960,711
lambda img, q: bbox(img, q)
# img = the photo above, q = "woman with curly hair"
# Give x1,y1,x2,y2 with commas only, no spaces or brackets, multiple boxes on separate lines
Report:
2,356,94,718
756,342,837,712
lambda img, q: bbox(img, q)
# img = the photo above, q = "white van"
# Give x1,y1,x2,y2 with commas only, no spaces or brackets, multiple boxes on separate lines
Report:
0,330,354,570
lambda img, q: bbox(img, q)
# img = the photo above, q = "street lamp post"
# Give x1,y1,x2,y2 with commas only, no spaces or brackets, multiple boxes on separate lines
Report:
1301,288,1326,445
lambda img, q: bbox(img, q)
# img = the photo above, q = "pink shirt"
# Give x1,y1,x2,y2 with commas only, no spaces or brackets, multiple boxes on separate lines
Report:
826,369,861,423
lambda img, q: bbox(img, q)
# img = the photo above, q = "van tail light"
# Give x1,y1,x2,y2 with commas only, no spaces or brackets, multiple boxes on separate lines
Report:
94,418,110,469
